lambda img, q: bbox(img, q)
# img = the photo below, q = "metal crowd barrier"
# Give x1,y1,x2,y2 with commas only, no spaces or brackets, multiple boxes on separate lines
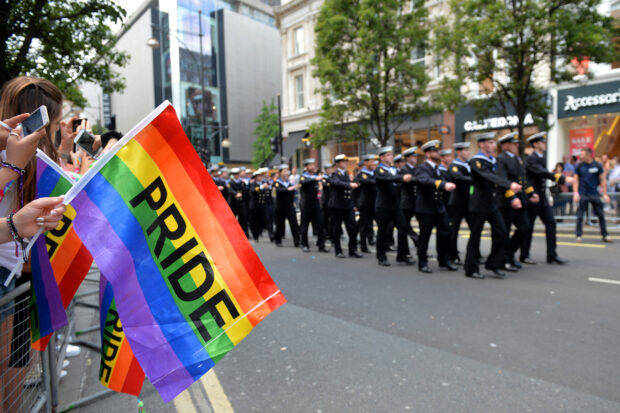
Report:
0,266,107,413
551,191,620,229
0,280,52,413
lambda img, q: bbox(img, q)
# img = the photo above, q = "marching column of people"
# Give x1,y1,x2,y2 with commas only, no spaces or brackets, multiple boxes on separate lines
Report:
211,128,611,278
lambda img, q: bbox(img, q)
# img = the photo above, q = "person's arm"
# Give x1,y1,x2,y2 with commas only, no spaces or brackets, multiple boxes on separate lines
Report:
572,170,580,202
0,196,66,243
599,165,610,203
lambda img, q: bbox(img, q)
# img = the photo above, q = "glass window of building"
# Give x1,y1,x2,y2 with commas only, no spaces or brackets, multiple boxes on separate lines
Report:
411,46,425,68
394,128,440,159
294,26,304,56
295,75,304,109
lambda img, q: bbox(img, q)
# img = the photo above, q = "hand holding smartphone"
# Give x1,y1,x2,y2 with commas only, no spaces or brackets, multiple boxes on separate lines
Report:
74,129,100,159
21,105,49,136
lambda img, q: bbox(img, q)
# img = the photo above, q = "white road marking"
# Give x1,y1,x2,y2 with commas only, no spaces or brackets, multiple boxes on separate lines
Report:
588,277,620,286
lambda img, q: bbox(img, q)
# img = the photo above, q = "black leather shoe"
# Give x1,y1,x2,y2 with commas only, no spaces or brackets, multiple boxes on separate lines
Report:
396,257,416,265
486,268,506,278
361,247,371,253
465,272,485,279
318,247,330,253
302,246,310,253
418,265,433,274
547,257,568,265
349,251,363,258
335,252,346,258
388,245,396,251
511,259,522,269
451,257,463,266
520,257,536,265
378,259,391,267
368,239,376,246
503,263,519,272
439,263,458,271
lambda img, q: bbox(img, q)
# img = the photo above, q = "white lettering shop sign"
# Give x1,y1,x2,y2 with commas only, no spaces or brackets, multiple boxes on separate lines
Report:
558,81,620,118
464,113,534,132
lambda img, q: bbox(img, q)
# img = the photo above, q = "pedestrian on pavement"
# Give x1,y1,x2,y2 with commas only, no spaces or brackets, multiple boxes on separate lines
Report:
573,147,613,243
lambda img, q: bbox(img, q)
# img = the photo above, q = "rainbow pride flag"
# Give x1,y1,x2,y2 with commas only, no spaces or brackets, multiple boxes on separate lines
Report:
31,153,93,350
99,274,145,395
65,101,286,402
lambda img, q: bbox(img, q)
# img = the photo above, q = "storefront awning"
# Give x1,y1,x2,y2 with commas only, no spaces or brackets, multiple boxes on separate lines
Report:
283,130,308,159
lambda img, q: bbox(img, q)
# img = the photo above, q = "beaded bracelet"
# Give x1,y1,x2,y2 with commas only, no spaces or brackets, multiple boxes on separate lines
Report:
7,211,28,262
1,162,25,208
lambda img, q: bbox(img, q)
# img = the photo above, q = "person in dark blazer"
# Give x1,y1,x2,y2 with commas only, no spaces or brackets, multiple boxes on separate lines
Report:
414,140,457,273
496,132,540,271
249,169,272,241
374,146,415,266
329,154,362,258
355,154,377,253
228,168,249,237
464,132,522,279
398,147,419,262
447,142,472,265
299,158,329,253
522,132,574,264
274,164,300,247
321,163,334,242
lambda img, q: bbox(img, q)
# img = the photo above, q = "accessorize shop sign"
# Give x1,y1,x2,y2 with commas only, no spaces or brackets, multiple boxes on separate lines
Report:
558,80,620,118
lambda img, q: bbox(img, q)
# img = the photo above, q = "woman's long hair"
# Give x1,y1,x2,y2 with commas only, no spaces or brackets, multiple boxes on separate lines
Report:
0,77,62,208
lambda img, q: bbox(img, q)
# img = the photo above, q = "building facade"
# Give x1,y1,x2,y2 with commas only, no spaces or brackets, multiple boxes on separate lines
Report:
87,0,280,165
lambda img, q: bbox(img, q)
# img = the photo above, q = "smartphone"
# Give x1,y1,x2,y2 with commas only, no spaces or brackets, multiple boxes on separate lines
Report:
74,129,99,158
21,105,49,136
72,118,86,132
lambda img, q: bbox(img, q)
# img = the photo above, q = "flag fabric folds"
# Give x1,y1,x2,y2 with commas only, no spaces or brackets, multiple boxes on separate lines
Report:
64,101,285,402
31,154,93,350
99,274,145,395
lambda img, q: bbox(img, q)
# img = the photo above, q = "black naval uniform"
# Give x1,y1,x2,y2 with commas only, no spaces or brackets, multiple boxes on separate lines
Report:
523,152,566,262
355,168,376,252
398,162,418,258
249,179,274,241
321,174,331,239
228,178,249,237
375,163,413,264
328,169,359,256
274,178,300,246
414,161,452,269
299,171,327,250
496,151,534,265
447,159,473,263
464,153,511,275
264,180,275,240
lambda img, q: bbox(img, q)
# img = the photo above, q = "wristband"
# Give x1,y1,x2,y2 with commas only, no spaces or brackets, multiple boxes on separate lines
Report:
7,212,28,263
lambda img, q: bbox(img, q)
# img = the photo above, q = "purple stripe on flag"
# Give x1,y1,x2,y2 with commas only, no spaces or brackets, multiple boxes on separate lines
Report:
71,190,194,402
33,236,67,331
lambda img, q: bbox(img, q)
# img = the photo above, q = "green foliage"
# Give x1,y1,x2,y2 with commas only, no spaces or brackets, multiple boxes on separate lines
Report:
433,0,620,152
0,0,129,107
310,0,431,147
252,99,279,168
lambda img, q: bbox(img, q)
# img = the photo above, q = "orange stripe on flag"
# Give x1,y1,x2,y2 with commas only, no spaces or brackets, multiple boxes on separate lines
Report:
134,125,271,325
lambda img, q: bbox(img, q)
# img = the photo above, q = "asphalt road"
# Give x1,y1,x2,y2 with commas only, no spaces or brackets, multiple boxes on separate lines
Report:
60,227,620,412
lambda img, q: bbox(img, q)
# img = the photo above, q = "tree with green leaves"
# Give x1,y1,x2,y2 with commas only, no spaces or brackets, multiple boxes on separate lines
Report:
433,0,620,153
252,99,279,168
0,0,129,108
309,0,430,148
